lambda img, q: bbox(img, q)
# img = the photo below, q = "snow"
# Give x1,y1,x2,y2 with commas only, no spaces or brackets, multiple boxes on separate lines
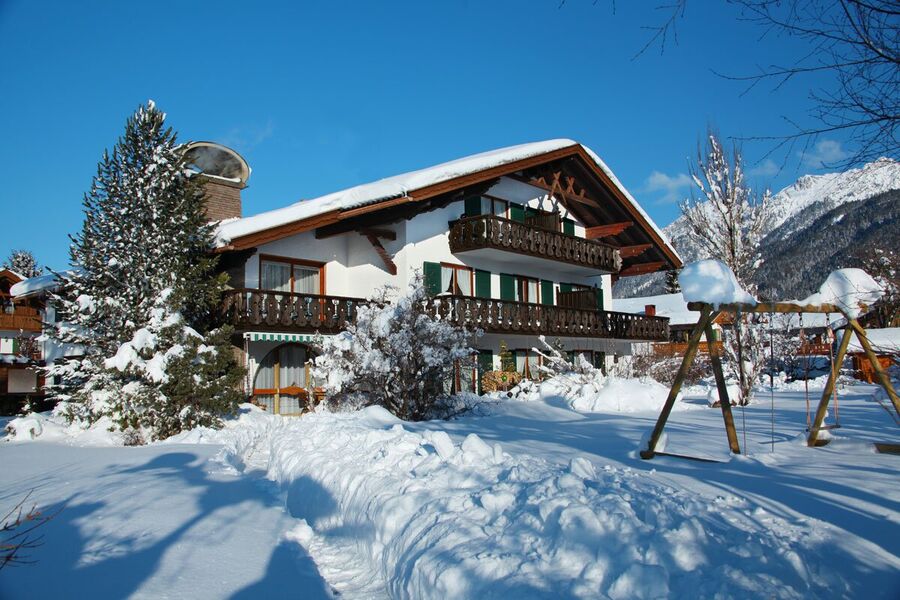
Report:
679,260,756,306
614,292,700,326
9,269,80,298
215,139,678,260
847,327,900,354
798,268,884,318
3,384,899,598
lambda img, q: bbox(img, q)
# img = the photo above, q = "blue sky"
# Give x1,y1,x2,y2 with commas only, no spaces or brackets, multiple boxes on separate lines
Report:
1,1,854,270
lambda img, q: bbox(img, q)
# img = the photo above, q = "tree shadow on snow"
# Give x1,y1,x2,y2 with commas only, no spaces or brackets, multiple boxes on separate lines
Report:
0,450,334,600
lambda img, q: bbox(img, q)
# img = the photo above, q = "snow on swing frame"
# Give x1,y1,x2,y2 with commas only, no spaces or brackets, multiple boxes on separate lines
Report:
640,260,900,461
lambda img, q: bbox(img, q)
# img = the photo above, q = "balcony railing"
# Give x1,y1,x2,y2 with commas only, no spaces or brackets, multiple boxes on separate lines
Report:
221,289,367,333
221,290,669,341
0,312,42,332
448,214,623,273
430,295,669,341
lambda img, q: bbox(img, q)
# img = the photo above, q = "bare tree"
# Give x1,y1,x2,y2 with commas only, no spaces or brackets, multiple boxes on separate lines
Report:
614,1,899,166
681,131,770,289
1,491,57,570
681,132,770,404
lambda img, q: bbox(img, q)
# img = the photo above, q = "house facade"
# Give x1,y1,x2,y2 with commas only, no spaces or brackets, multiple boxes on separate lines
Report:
201,139,681,414
1,269,46,412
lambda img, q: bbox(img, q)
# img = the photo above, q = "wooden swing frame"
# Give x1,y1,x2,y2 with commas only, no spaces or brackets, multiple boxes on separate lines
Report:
640,301,900,460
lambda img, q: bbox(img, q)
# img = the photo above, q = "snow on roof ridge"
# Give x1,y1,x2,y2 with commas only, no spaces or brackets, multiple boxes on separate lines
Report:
215,139,678,261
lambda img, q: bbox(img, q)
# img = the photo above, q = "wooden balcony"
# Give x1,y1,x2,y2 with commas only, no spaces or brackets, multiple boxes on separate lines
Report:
221,289,367,334
430,295,669,341
221,290,668,341
0,310,42,332
448,215,622,273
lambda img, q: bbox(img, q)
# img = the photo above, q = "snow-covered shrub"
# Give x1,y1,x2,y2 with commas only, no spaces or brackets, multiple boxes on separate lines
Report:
313,274,479,421
508,336,606,401
44,101,244,440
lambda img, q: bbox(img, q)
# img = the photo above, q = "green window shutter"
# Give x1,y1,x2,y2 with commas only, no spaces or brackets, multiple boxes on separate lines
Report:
509,203,525,223
559,283,573,294
562,218,575,236
541,280,554,305
423,261,442,296
499,274,515,301
12,339,19,353
595,287,604,311
464,196,482,217
475,269,491,298
524,206,538,218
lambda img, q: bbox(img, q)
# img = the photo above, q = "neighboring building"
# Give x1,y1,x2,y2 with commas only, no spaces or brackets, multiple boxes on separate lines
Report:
615,292,727,357
847,327,899,383
1,269,45,412
204,139,680,414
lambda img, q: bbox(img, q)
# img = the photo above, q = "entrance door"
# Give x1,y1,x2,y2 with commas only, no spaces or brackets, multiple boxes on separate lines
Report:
252,344,317,415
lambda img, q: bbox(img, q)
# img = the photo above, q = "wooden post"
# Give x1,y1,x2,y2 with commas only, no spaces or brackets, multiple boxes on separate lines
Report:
846,319,900,417
640,306,716,459
273,360,281,415
807,326,853,446
706,323,741,454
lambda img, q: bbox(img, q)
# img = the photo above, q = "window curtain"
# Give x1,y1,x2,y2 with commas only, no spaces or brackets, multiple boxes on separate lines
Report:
254,353,276,390
527,353,541,380
278,345,307,389
441,266,453,294
261,261,291,292
515,351,526,376
293,266,320,294
456,270,472,296
527,280,539,304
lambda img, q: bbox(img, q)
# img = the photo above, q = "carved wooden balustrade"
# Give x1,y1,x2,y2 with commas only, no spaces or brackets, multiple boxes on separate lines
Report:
221,289,367,333
449,215,623,273
429,295,669,341
221,289,669,341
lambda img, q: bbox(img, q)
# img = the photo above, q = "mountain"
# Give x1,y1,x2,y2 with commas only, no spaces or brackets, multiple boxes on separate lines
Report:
614,158,900,299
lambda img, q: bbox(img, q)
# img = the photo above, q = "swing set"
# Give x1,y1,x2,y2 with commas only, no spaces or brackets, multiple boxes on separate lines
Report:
640,300,900,460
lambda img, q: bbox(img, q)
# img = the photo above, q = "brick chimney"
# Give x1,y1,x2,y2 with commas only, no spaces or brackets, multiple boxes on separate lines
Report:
645,304,657,317
182,141,251,222
200,176,245,221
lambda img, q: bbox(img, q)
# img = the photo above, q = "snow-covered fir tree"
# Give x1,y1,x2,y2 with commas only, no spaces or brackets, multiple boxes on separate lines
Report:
2,250,42,278
313,274,478,421
664,269,681,294
680,132,770,404
47,101,243,441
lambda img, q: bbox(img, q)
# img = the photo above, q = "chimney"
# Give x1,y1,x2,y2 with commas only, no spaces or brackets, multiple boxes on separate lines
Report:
182,142,251,221
200,176,245,221
645,304,656,317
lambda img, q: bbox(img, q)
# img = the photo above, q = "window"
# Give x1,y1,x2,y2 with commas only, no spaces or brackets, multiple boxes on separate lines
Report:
260,256,323,295
441,263,473,296
516,277,539,303
253,344,318,415
514,349,543,381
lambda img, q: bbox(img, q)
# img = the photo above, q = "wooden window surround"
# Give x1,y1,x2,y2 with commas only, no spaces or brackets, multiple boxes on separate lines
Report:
440,262,474,296
258,254,326,295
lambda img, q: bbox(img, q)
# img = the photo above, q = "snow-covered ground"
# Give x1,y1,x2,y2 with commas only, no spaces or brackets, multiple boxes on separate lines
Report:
2,381,899,599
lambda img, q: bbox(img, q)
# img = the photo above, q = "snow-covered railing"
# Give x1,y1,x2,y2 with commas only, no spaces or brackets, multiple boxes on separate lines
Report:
431,295,669,341
449,214,623,273
221,289,367,333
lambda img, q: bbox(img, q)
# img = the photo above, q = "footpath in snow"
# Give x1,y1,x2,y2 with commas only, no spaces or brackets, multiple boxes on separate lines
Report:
2,380,899,599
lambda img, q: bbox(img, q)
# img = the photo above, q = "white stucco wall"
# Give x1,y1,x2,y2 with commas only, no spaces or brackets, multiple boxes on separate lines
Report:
242,175,615,307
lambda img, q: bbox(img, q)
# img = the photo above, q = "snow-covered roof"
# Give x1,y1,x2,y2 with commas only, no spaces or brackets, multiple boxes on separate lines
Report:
615,292,699,326
848,327,900,354
215,139,678,262
10,270,78,298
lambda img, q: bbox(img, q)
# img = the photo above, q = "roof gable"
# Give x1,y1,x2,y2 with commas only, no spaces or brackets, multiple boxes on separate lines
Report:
216,140,681,271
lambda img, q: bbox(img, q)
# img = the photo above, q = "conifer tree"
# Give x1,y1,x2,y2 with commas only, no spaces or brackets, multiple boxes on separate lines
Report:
664,269,681,294
2,250,42,278
47,101,243,440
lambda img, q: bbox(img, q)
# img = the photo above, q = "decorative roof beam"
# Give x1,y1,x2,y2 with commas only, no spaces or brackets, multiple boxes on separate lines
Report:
365,234,397,275
619,261,666,276
585,221,633,239
618,243,653,258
